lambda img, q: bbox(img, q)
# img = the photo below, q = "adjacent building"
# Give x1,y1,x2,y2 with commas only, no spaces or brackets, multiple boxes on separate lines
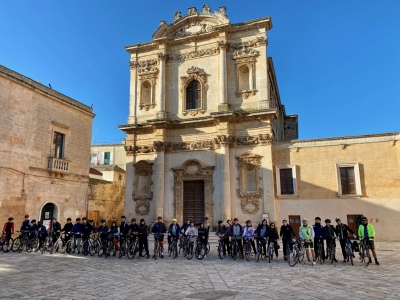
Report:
0,65,95,225
91,143,126,170
119,6,399,240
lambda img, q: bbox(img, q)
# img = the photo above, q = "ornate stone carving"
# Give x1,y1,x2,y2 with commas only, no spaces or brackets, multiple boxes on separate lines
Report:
129,59,158,69
172,160,215,222
124,145,135,156
167,47,219,62
172,140,216,151
236,90,256,99
174,22,213,39
188,7,197,15
218,40,229,49
153,141,169,152
133,160,154,216
232,48,259,59
233,49,257,98
173,11,182,21
229,37,268,50
215,135,232,147
236,136,259,146
202,4,211,13
258,133,272,144
180,67,208,115
236,152,263,214
219,6,227,16
157,52,167,61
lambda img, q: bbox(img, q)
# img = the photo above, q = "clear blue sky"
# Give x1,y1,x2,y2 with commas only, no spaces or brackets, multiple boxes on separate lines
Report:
1,1,399,143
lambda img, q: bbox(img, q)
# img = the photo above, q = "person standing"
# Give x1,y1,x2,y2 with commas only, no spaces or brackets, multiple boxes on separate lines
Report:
167,218,181,250
313,217,326,263
37,221,48,250
20,214,31,232
2,217,15,252
228,218,243,258
358,216,379,265
243,220,257,256
71,218,82,254
300,218,316,265
61,218,73,245
215,220,230,257
51,218,61,245
120,216,129,236
138,219,150,259
97,220,108,244
335,217,356,262
256,219,269,256
323,219,338,262
123,218,139,241
268,222,280,261
198,223,209,258
27,219,38,252
152,216,167,258
181,219,191,235
280,220,295,261
204,217,211,232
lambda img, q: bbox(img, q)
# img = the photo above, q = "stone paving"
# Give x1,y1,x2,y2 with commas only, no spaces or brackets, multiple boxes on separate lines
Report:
1,242,399,300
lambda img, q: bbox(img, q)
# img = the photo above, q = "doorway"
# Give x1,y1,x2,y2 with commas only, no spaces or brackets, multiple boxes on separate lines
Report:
183,181,205,225
40,202,58,221
347,214,363,239
289,215,301,237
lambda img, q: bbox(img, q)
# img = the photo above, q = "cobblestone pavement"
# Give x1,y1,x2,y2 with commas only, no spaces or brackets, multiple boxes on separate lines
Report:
1,242,399,300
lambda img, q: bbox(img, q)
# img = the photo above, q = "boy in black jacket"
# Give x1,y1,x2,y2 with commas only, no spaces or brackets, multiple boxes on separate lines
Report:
138,219,150,258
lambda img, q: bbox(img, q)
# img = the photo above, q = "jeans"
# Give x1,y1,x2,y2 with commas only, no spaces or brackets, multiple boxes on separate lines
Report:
139,237,149,256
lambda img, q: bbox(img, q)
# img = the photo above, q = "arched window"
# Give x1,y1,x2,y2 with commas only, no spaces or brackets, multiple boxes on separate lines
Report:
141,81,151,104
238,65,250,91
186,80,201,110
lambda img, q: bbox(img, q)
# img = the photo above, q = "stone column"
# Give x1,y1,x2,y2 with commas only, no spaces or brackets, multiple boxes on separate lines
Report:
218,41,229,112
153,141,166,220
156,52,167,119
219,135,231,221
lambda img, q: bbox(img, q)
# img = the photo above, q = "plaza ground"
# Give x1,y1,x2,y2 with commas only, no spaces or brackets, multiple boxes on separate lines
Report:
1,241,399,300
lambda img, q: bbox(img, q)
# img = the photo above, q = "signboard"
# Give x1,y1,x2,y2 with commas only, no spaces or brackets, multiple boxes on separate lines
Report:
43,220,51,231
262,213,269,223
45,212,50,219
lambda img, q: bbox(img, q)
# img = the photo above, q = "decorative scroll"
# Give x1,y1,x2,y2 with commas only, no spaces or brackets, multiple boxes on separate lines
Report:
229,37,268,50
167,47,219,62
130,59,158,69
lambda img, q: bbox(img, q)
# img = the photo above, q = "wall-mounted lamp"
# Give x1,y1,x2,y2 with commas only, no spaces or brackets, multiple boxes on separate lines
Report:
51,181,57,184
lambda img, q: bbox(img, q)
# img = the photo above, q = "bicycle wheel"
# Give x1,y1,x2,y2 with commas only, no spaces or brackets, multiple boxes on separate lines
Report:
173,241,178,259
82,240,89,256
154,242,159,260
186,242,194,260
298,248,304,263
317,244,322,265
364,245,371,266
256,244,261,262
12,237,20,252
286,246,299,267
195,243,206,260
4,238,13,252
232,243,237,261
168,242,172,257
98,244,105,257
90,240,97,256
65,240,73,255
119,243,125,259
206,243,210,254
268,245,272,263
18,238,27,253
245,243,251,261
50,240,58,254
218,242,224,259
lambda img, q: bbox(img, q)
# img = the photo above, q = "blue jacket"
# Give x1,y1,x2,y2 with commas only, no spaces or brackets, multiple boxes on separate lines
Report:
21,220,31,232
109,227,119,236
168,224,181,236
313,224,325,238
228,224,243,237
181,223,190,234
256,223,269,238
152,222,167,235
37,225,48,240
71,223,82,238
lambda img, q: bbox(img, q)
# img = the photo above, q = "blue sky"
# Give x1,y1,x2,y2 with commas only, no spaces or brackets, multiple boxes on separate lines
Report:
1,1,399,143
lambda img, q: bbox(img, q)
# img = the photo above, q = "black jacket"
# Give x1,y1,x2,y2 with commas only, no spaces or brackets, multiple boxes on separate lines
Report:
51,222,61,233
97,225,109,235
268,230,279,241
323,225,336,238
81,222,94,236
124,223,139,235
120,221,129,234
198,227,209,242
280,225,295,239
215,225,228,236
335,224,354,239
138,224,148,238
181,223,190,234
61,223,73,233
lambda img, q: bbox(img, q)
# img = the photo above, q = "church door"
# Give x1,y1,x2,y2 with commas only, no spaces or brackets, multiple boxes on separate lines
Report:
183,181,205,225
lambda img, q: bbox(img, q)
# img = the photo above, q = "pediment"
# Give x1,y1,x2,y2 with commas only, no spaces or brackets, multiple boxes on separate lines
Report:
152,7,230,40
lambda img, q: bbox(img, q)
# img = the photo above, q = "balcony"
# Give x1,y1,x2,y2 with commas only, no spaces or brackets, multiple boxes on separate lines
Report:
48,157,70,177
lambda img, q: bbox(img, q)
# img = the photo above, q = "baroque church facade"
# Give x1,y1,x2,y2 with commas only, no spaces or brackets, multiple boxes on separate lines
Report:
120,5,400,241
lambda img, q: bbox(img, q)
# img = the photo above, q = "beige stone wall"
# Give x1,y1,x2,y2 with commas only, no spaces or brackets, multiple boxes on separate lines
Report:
272,134,400,241
0,67,94,223
88,168,125,226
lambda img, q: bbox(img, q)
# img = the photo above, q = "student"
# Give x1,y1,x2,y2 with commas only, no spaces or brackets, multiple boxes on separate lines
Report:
300,218,316,265
109,221,120,255
168,218,181,248
123,218,139,240
323,219,338,262
280,220,295,261
71,218,82,254
243,220,257,255
204,217,211,232
138,219,150,259
152,216,167,258
335,217,356,262
28,219,38,252
2,217,15,252
313,217,326,263
37,221,48,250
61,218,74,245
255,219,268,256
51,218,62,244
215,220,230,257
268,222,280,261
97,219,109,243
185,222,197,242
21,214,31,232
228,218,243,258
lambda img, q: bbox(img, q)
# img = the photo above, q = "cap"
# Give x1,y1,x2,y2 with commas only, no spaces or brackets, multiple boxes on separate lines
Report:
131,218,136,222
157,216,162,219
301,218,308,222
335,217,341,222
140,219,145,222
325,219,331,223
24,214,29,218
172,218,177,222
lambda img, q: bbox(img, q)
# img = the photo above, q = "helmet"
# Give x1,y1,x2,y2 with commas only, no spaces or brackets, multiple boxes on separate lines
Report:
172,218,177,222
301,218,308,222
325,219,331,223
335,217,341,222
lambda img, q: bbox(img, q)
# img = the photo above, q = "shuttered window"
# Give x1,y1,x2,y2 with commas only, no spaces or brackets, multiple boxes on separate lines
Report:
280,168,294,194
340,167,356,194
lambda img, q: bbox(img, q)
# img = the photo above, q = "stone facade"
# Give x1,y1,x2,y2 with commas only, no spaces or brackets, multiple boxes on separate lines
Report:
119,6,297,227
0,65,94,224
88,166,126,227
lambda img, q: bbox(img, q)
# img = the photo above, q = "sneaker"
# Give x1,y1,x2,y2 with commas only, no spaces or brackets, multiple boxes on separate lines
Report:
375,260,380,265
161,254,164,259
333,257,338,263
312,261,316,266
306,261,311,265
146,254,150,259
343,259,347,263
276,258,279,262
77,251,81,254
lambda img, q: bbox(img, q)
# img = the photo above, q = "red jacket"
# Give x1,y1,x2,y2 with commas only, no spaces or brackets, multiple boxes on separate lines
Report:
3,222,14,233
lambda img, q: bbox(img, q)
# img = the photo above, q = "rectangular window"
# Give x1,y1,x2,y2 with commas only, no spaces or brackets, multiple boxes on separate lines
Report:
53,132,65,159
280,168,294,195
104,152,111,165
340,167,356,194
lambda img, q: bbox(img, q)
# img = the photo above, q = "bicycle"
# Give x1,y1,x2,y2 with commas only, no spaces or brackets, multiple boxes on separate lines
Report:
217,236,228,259
0,232,14,252
195,237,207,260
326,238,336,264
343,237,354,266
50,231,67,254
243,237,255,261
230,235,242,261
153,233,164,260
65,232,81,255
266,238,277,263
315,238,324,265
255,236,267,262
126,235,140,260
97,234,110,257
179,234,188,256
359,237,372,267
168,234,179,259
286,238,304,267
82,233,95,256
105,234,118,258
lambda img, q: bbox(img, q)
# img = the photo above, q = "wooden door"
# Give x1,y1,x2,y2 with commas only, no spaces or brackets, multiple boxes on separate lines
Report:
347,214,362,239
88,211,99,227
289,215,301,237
183,181,204,225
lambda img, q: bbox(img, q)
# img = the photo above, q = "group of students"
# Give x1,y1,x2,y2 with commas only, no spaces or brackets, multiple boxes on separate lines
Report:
2,214,379,265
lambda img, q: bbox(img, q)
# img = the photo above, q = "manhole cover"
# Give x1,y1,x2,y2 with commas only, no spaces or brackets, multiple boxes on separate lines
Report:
187,291,238,300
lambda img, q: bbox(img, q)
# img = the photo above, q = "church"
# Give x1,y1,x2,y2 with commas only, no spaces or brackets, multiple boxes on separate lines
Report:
119,5,400,241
